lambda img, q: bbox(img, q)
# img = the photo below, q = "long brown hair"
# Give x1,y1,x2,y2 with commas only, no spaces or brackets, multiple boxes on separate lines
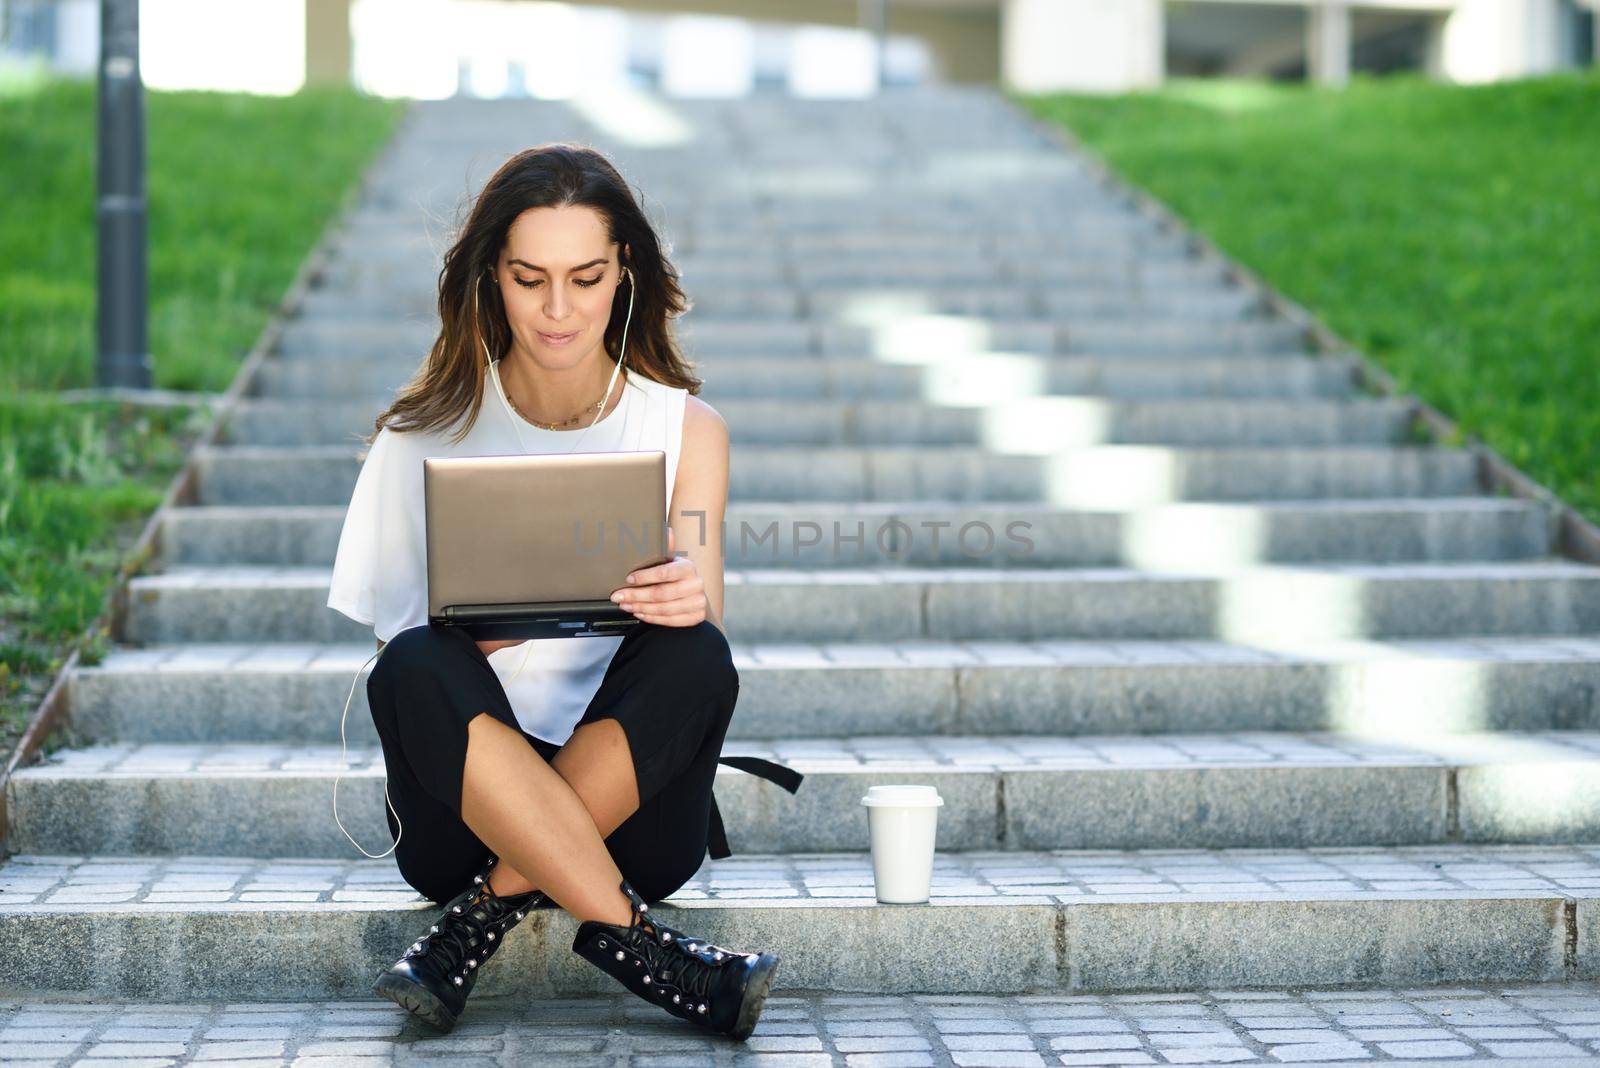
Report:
366,143,701,446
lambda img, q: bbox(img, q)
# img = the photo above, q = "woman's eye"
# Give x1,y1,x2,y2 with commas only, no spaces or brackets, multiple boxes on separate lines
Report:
514,277,602,289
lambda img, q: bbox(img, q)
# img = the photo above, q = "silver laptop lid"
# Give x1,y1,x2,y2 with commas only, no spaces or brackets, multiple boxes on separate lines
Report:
424,450,667,620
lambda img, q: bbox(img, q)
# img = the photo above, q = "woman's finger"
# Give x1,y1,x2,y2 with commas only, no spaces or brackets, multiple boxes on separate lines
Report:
615,578,701,606
625,554,696,588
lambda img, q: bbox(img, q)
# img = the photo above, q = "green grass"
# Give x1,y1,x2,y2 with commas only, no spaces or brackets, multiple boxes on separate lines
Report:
0,398,203,687
2,77,405,393
1013,70,1600,528
0,77,406,750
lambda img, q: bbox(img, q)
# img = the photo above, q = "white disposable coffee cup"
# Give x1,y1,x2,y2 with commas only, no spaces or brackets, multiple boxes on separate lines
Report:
860,784,943,903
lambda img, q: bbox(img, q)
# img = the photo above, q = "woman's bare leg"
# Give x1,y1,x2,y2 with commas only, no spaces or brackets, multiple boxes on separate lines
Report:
551,718,643,834
482,717,641,895
458,714,638,926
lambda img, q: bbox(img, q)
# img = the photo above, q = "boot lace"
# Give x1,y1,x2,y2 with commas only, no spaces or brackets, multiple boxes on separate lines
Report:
622,912,726,1003
408,882,524,980
410,907,480,973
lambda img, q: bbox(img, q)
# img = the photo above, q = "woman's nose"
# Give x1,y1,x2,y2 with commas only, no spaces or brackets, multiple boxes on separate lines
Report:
545,283,583,319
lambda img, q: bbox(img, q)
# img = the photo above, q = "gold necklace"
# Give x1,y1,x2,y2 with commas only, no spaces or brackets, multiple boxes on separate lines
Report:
504,366,624,430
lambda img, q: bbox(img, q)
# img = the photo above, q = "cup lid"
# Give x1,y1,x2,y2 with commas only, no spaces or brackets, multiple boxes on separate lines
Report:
860,784,944,807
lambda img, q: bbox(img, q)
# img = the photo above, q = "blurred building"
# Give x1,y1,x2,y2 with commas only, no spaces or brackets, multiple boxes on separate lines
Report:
1,0,1594,96
1006,0,1600,92
0,0,933,96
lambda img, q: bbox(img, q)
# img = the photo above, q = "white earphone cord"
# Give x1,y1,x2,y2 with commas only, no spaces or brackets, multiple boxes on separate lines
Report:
333,644,404,859
333,262,636,859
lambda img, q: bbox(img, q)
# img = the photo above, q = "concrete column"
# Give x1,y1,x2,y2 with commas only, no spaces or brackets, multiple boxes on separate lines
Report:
1440,0,1562,83
1000,0,1163,95
305,0,353,88
1307,1,1352,87
1421,14,1448,79
901,9,999,84
859,0,887,89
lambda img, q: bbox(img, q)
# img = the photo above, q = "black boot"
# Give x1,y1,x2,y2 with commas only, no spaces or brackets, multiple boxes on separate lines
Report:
571,877,780,1041
373,855,547,1032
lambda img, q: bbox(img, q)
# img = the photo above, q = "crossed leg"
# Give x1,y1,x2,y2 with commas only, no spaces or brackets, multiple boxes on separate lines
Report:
370,620,738,926
461,715,639,926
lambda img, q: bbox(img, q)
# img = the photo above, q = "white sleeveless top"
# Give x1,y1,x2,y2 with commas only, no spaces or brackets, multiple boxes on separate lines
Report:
326,361,689,745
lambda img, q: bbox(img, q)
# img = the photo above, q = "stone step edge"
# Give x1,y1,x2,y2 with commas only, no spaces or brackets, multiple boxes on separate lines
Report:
23,731,1600,856
63,635,1600,750
163,496,1546,517
11,842,1600,910
125,558,1600,588
259,350,1336,367
277,313,1297,329
4,847,1600,997
198,442,1449,459
22,728,1600,778
228,394,1407,412
79,632,1600,674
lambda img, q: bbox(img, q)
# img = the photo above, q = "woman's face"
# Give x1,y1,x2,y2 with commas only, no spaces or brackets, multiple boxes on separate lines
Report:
493,205,628,370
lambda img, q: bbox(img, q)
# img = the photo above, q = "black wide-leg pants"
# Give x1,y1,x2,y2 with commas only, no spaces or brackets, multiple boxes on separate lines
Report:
365,618,800,907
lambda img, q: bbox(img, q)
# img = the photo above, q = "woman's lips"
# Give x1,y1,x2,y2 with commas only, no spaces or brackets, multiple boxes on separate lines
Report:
539,330,578,346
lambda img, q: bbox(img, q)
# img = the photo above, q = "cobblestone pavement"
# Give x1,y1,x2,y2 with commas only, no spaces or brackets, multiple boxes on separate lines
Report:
7,983,1600,1066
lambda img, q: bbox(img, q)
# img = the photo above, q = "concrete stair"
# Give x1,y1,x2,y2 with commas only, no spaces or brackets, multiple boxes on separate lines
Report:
254,351,1363,401
119,562,1600,645
5,847,1599,1001
154,499,1552,568
64,636,1600,745
17,731,1600,858
6,85,1600,1004
192,443,1481,506
271,315,1308,359
223,395,1416,447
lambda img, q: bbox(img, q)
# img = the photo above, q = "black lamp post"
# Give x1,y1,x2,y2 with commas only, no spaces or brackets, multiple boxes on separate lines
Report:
96,0,150,389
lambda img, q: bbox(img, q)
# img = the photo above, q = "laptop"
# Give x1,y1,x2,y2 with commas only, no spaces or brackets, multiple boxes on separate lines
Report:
424,450,672,640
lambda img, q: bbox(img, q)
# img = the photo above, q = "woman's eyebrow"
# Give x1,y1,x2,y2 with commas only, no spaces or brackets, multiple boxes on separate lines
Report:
509,257,607,272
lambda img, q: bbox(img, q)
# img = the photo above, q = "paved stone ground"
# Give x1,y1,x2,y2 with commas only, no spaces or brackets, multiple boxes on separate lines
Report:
7,983,1600,1066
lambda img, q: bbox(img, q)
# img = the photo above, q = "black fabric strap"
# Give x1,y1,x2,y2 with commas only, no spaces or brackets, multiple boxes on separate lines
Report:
706,756,805,861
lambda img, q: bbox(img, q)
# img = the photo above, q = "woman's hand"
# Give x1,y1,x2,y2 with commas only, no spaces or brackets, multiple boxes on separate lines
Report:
611,526,706,627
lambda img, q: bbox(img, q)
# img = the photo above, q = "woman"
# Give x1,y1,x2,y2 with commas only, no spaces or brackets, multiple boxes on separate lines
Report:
325,143,800,1042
